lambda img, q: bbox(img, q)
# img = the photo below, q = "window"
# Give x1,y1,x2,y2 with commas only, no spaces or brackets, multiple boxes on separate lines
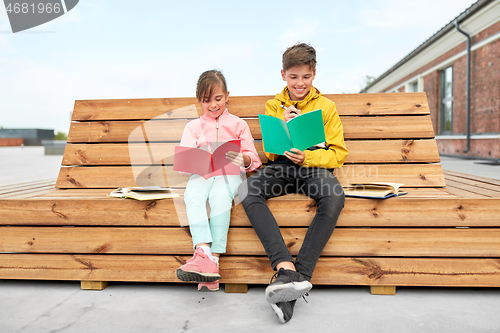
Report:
439,66,453,134
411,81,418,92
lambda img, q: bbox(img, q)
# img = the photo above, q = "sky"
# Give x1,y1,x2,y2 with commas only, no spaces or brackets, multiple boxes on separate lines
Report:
0,0,477,134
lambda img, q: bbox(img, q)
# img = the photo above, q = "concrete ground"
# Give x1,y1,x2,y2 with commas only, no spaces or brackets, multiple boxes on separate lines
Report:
1,146,500,332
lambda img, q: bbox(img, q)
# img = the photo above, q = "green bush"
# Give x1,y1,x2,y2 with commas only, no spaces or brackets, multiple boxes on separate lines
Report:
55,131,67,140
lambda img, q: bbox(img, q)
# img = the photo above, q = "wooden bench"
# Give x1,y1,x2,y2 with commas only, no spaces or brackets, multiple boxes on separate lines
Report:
1,92,500,294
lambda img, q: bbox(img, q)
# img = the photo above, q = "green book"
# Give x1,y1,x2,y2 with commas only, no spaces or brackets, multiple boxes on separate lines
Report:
258,109,326,155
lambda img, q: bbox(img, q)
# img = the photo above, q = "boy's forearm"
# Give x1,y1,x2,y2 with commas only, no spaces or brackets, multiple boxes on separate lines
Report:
301,146,348,169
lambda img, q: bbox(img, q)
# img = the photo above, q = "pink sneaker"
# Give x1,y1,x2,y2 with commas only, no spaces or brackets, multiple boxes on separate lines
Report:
176,247,221,282
198,281,219,292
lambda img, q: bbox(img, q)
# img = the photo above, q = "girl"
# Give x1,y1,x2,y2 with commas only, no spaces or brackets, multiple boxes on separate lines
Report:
176,70,261,291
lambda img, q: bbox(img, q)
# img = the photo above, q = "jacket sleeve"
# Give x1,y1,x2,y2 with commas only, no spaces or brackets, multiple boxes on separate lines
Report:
300,102,349,168
179,121,198,148
177,121,198,176
238,120,262,172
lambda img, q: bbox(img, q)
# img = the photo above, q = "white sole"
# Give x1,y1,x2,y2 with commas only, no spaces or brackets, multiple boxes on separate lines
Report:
270,303,286,324
265,281,312,303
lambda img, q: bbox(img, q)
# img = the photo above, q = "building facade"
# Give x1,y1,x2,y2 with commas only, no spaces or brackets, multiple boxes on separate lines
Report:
363,0,500,160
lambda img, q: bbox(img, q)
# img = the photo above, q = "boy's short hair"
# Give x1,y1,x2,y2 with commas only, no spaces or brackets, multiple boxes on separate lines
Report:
282,43,317,72
196,69,228,102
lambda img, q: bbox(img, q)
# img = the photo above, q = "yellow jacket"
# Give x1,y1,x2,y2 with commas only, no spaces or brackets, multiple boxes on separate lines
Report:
264,86,348,168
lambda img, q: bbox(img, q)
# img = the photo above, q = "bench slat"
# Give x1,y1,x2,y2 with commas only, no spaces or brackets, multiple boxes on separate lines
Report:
445,179,500,198
443,175,500,198
34,187,455,199
2,227,499,257
55,164,446,189
443,170,500,187
61,139,440,166
66,115,435,143
2,196,499,227
1,255,498,287
71,93,429,121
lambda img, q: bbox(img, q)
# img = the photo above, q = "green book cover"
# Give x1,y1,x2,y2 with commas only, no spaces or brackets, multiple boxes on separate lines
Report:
258,109,326,155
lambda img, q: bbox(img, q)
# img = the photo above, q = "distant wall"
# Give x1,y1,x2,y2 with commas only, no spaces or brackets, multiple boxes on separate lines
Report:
0,138,24,146
0,129,54,146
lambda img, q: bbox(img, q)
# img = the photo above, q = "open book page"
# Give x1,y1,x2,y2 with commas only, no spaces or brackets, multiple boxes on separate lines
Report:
259,109,325,155
173,140,241,179
344,182,407,199
350,182,404,193
109,186,179,200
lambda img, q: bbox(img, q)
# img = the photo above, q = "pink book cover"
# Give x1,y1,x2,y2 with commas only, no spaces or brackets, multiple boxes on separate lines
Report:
173,140,241,179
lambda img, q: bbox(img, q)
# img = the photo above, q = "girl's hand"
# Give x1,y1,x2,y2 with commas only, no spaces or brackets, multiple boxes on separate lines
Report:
284,105,301,122
284,148,305,165
226,151,250,168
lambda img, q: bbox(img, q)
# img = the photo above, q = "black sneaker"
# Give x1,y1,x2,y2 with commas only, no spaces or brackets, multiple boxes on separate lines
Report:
265,268,312,304
271,300,296,324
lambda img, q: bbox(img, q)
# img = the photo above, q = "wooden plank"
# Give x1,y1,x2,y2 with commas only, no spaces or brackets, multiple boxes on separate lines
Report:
1,255,499,287
81,281,107,290
62,142,266,166
66,115,435,143
0,188,57,200
345,139,440,163
443,174,500,198
66,120,189,143
336,163,445,187
224,284,249,293
2,227,499,257
2,196,499,227
370,286,396,295
443,170,500,186
445,179,500,198
55,163,445,189
328,92,430,116
0,185,56,199
440,180,489,198
0,179,56,191
341,115,434,139
61,139,440,166
30,186,455,201
71,93,429,121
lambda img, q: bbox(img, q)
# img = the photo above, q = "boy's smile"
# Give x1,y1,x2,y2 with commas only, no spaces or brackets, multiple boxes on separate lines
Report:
281,65,316,101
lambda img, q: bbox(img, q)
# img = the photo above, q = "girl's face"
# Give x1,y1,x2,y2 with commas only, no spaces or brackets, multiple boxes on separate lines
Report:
201,86,229,119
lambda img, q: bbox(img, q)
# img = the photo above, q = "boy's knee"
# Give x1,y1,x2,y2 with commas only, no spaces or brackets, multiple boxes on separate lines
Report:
238,177,261,204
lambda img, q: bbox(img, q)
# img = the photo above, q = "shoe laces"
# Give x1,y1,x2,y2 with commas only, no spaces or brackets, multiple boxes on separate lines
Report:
269,271,280,284
269,269,294,284
269,269,310,303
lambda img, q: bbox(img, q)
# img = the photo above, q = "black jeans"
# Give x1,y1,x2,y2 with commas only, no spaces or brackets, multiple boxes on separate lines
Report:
238,164,345,281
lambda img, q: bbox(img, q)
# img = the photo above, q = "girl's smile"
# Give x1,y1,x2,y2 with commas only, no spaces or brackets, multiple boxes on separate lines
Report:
202,87,229,119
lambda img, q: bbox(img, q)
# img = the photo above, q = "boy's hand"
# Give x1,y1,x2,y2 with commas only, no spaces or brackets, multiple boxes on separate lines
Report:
284,148,305,164
283,105,301,122
226,151,250,168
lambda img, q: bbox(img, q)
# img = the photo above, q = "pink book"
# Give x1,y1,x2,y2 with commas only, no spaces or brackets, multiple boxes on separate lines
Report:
173,140,242,179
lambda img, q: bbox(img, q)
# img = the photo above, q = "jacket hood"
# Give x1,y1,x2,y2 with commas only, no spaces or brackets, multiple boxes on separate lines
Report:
274,86,322,109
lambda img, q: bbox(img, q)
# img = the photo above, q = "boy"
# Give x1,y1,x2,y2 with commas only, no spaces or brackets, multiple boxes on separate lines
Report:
238,43,348,323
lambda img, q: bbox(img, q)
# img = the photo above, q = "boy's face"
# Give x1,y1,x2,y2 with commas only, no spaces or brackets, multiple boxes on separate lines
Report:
201,86,229,119
281,65,316,101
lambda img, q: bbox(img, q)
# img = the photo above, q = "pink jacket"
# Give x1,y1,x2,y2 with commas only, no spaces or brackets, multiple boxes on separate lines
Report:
179,108,262,173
